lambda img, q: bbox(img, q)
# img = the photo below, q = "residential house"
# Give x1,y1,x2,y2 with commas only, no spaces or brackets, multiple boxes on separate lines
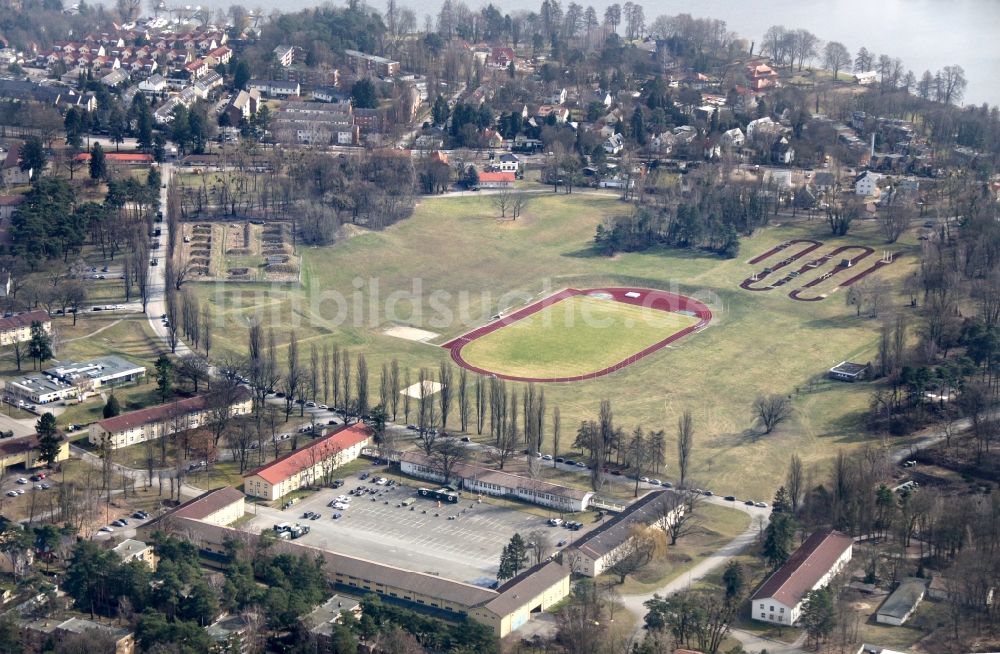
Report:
604,133,625,155
876,578,927,626
302,595,363,648
672,125,698,144
194,72,224,99
242,424,372,501
489,47,515,68
721,127,745,148
546,87,567,105
750,530,853,625
100,69,129,87
565,490,684,577
746,116,780,141
812,171,836,192
247,79,300,97
764,169,793,191
482,128,504,149
0,310,50,347
153,97,182,124
511,135,543,153
111,539,156,571
535,105,568,124
854,71,878,86
138,73,166,95
492,153,520,174
854,171,883,197
0,195,24,221
273,45,294,67
206,45,232,66
88,387,252,450
771,136,795,164
746,62,779,91
22,617,134,654
1,144,32,186
205,615,249,653
311,86,346,103
693,104,716,122
224,88,262,126
351,108,382,136
183,58,209,79
650,131,674,154
344,49,399,77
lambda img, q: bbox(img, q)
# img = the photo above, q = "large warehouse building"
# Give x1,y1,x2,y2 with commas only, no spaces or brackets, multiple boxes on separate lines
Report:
148,486,570,638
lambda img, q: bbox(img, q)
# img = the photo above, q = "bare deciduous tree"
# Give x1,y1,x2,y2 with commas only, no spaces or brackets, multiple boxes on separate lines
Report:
429,439,467,485
753,394,794,436
660,489,704,545
605,524,664,583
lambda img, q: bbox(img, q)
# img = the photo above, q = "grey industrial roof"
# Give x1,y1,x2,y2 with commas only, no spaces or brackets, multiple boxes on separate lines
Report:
877,578,926,620
572,490,680,559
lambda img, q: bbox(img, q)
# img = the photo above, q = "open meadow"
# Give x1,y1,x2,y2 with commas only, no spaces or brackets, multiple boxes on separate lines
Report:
190,191,919,499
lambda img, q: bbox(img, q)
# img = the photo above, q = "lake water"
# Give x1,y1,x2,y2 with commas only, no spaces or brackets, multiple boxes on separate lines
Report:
199,0,1000,106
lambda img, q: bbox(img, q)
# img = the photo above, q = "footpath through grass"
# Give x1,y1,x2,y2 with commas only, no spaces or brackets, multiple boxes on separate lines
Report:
613,502,752,596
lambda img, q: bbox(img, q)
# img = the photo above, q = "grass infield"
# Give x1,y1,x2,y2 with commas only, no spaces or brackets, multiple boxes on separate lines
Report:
447,290,705,381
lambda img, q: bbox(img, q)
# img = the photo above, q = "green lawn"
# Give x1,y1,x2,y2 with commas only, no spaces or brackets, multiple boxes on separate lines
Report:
190,192,918,500
614,502,751,595
46,317,166,428
458,294,699,378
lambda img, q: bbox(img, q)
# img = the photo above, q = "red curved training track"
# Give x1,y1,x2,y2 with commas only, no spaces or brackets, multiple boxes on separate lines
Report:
742,240,895,302
740,239,824,291
442,287,712,383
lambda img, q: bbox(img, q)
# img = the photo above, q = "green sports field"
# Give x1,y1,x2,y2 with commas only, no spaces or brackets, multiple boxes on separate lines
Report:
190,190,919,499
458,295,700,379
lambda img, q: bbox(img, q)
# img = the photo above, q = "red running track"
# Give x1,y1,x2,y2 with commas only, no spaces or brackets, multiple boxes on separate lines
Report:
442,287,712,383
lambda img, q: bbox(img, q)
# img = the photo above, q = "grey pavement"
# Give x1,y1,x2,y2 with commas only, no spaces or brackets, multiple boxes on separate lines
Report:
242,482,550,586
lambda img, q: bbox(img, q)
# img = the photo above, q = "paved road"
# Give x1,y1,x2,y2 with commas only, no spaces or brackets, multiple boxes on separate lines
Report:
620,502,770,616
613,411,1000,654
144,163,196,358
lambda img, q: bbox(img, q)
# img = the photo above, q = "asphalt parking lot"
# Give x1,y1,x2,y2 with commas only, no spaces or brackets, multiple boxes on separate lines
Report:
245,481,548,586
